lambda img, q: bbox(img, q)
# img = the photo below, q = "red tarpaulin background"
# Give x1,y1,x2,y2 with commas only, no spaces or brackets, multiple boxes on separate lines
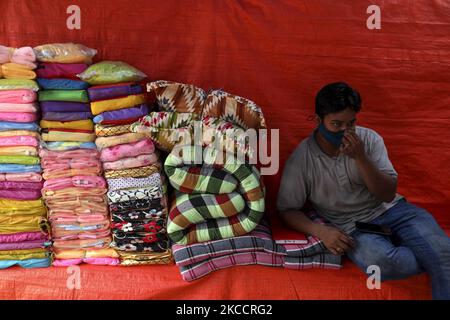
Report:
0,0,448,299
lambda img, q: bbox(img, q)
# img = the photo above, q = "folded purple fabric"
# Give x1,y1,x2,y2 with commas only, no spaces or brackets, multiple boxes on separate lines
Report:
40,101,91,113
0,240,48,250
42,111,93,121
36,63,88,79
0,232,47,243
0,181,43,190
88,83,143,101
0,189,42,200
93,104,149,124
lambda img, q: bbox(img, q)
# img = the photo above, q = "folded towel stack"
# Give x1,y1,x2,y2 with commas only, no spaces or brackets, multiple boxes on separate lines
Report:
35,43,119,266
85,61,172,266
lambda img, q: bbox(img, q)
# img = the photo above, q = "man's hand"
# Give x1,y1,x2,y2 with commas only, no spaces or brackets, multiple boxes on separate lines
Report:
340,131,365,160
316,225,355,255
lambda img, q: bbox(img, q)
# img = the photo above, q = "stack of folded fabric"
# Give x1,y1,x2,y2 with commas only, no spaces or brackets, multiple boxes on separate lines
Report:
35,43,119,266
0,46,51,269
83,61,172,265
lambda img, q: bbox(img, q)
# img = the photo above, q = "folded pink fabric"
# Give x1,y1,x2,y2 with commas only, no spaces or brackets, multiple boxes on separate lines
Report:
41,157,101,171
0,136,39,147
0,103,38,113
0,90,37,103
42,167,102,180
0,231,47,243
0,46,37,69
48,203,108,216
0,240,47,250
39,148,99,160
99,138,155,162
43,176,106,191
102,153,159,170
53,258,120,267
43,186,106,199
36,63,88,79
0,189,42,200
49,213,107,223
0,181,43,190
0,172,42,182
0,112,37,123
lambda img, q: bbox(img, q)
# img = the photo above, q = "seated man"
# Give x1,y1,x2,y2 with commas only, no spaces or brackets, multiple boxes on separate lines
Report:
276,82,450,299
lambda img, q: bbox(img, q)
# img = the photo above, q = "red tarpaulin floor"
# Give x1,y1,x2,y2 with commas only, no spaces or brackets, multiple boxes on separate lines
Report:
0,259,432,300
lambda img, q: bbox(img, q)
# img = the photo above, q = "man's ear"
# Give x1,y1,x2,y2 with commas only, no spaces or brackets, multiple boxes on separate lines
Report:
315,114,321,125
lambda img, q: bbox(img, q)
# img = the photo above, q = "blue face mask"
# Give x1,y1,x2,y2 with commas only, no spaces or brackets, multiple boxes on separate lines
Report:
318,123,345,148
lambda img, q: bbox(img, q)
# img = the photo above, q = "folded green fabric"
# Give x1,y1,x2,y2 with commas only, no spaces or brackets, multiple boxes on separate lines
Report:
0,155,40,165
38,90,89,103
0,79,39,91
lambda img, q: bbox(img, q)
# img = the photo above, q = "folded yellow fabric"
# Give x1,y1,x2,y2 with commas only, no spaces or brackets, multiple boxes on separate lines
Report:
40,119,94,131
90,94,147,116
54,248,119,259
95,124,132,137
0,146,38,156
0,215,47,234
34,43,96,64
104,164,161,179
0,198,46,216
0,130,40,138
118,250,173,266
95,132,147,149
0,198,44,209
42,131,96,142
1,63,36,80
0,248,49,260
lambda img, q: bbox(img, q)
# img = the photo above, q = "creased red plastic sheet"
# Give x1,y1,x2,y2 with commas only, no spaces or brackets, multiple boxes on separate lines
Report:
0,261,431,300
0,0,448,299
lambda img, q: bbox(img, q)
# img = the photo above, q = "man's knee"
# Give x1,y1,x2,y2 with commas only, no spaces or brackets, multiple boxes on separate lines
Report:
349,246,420,281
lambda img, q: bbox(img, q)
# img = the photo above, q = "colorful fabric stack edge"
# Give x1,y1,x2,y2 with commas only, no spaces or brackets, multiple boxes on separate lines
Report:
0,44,51,269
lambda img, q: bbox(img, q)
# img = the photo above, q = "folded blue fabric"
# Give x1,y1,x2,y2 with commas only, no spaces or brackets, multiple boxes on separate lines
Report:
43,141,97,151
0,258,52,269
37,78,90,90
0,121,40,132
0,164,42,173
42,111,93,121
93,104,149,124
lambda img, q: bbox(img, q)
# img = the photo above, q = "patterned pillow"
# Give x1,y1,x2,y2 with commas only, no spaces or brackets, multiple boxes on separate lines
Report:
147,80,206,114
203,90,266,130
131,112,199,152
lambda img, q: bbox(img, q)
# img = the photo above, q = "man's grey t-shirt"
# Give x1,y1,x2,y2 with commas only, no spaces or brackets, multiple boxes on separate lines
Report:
277,126,403,234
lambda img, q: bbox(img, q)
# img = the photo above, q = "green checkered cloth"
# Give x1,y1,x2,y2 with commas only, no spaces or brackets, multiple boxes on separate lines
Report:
164,145,265,245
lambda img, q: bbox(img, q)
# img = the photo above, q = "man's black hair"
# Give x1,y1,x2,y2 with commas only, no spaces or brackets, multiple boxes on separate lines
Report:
315,82,361,119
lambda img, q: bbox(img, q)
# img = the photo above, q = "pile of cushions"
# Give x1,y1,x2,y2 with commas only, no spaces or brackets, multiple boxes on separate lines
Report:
0,46,51,269
131,81,267,277
133,80,341,280
36,43,118,266
87,61,172,265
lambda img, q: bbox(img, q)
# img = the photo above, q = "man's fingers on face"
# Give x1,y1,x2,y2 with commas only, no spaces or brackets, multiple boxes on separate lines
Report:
345,134,358,145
